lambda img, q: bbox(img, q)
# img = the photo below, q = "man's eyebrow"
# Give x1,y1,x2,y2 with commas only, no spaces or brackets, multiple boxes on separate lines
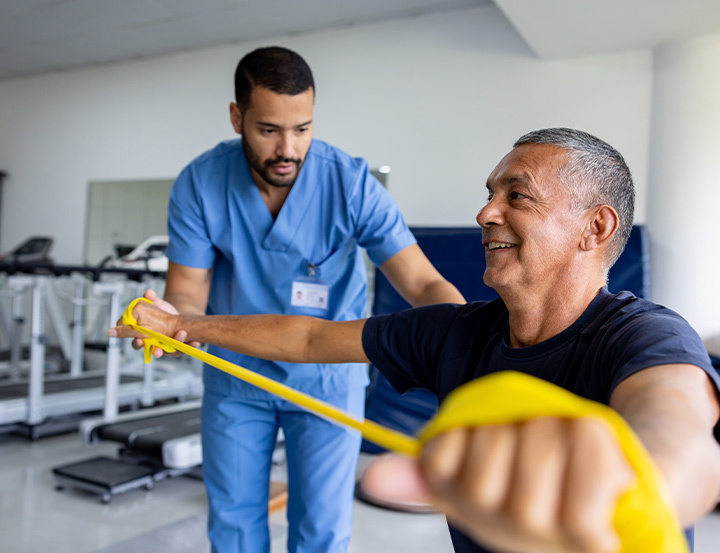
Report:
256,120,313,129
486,172,532,189
501,172,532,185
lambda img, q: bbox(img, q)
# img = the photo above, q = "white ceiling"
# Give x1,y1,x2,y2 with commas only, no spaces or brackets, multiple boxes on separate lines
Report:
1,0,720,81
493,0,720,58
0,0,488,80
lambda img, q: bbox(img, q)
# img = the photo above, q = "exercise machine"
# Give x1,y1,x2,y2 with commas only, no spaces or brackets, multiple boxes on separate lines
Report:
0,263,201,439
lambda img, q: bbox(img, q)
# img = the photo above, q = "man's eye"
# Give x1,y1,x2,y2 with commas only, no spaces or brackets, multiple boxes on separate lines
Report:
509,192,526,200
261,128,276,135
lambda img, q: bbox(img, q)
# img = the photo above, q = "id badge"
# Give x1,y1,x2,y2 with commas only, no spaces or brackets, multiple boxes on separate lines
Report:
291,264,329,311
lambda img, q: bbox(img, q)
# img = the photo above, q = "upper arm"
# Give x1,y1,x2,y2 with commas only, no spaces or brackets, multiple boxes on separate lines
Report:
378,244,465,307
164,261,212,315
610,363,719,428
609,364,720,524
306,318,370,364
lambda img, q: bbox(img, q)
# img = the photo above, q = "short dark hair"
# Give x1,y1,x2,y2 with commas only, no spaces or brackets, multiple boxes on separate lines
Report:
234,46,315,112
513,128,635,270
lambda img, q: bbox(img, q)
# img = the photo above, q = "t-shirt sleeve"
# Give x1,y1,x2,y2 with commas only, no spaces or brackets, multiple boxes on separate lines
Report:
165,164,216,269
362,303,460,395
349,162,416,266
605,307,720,395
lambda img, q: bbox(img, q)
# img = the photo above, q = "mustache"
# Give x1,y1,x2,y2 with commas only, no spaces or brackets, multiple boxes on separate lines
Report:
264,156,302,168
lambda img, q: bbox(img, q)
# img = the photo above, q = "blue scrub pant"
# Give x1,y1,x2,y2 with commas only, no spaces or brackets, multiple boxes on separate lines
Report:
201,387,365,553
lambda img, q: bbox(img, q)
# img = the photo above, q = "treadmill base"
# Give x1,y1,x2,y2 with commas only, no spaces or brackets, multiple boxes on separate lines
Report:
53,456,156,503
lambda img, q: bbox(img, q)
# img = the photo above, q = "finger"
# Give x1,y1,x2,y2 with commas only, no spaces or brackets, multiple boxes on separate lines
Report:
360,453,434,505
143,288,158,302
460,424,517,512
561,418,635,553
419,428,471,512
507,418,569,538
108,325,145,340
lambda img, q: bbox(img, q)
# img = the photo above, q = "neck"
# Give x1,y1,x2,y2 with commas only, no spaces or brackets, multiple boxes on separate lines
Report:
502,275,606,348
252,172,292,219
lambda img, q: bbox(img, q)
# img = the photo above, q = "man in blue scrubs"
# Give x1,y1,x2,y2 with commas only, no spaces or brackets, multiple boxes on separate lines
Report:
151,46,464,553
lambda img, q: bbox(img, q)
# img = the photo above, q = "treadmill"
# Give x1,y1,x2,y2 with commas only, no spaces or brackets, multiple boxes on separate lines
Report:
0,260,201,439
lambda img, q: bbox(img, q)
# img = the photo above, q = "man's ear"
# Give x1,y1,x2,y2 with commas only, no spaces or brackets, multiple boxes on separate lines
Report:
581,205,619,252
229,102,243,135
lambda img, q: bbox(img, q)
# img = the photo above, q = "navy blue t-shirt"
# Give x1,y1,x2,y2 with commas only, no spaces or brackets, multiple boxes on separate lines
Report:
362,287,720,553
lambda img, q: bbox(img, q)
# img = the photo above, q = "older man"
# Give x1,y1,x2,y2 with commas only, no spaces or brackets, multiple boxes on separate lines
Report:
112,128,720,553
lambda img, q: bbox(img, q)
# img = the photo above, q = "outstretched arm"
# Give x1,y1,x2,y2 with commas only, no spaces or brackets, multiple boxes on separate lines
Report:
110,300,370,365
361,364,720,553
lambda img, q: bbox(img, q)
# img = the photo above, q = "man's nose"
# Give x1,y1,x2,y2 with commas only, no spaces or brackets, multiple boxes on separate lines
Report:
276,132,296,160
476,199,502,228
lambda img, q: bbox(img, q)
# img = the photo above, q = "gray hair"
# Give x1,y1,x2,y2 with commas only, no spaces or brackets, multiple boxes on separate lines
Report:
513,128,634,270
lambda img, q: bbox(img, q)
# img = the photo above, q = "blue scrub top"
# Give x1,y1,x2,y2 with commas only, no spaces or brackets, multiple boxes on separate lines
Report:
166,138,416,399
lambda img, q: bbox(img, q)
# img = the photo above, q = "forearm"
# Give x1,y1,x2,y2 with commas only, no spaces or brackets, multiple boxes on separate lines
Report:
163,291,208,315
161,312,370,365
409,278,465,307
378,244,465,308
163,261,211,315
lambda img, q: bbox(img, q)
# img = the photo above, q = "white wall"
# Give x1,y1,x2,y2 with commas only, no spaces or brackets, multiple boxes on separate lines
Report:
10,5,718,348
0,4,652,262
647,35,720,353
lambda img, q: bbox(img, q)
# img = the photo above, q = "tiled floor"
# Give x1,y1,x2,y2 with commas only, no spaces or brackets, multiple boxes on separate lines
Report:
1,428,718,553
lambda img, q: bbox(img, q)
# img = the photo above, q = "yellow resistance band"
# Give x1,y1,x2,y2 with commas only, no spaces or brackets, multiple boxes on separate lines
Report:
122,297,688,553
123,298,420,457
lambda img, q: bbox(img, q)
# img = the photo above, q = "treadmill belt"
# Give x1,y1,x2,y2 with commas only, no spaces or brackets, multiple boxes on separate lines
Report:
97,409,202,456
0,374,143,400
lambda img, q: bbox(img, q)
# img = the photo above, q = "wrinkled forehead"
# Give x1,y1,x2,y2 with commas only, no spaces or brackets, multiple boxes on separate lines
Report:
487,143,569,189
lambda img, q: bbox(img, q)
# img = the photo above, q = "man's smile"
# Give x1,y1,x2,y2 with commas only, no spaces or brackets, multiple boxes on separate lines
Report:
486,241,518,251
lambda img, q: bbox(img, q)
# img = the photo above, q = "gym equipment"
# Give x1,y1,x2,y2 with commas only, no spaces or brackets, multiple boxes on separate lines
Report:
53,456,156,504
0,264,200,439
0,236,54,265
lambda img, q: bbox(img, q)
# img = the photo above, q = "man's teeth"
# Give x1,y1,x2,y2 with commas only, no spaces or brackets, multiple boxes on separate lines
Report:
488,242,516,250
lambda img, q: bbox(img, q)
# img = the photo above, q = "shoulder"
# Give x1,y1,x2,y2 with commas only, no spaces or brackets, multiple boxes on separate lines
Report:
595,290,695,331
306,139,364,168
305,139,373,184
173,139,245,197
186,138,244,170
367,300,502,339
590,289,716,385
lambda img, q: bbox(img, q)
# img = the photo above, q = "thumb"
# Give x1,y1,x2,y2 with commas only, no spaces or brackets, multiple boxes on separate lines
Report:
359,453,434,506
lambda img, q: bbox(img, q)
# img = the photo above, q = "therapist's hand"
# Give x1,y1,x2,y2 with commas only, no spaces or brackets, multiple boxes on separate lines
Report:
363,418,634,553
109,289,200,358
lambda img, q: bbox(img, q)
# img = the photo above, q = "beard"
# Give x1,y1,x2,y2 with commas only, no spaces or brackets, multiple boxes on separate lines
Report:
241,134,304,188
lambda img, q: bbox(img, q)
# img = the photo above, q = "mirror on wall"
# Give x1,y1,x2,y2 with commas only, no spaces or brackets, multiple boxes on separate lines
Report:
83,168,390,268
84,179,173,266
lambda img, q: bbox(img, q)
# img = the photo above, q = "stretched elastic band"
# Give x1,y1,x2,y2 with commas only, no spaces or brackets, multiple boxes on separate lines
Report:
121,298,688,552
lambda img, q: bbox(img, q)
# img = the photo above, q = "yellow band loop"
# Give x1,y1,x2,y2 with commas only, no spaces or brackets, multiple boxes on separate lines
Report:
122,297,176,363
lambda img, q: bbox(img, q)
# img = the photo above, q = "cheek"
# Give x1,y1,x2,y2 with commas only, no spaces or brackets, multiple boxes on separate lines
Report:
297,136,313,159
